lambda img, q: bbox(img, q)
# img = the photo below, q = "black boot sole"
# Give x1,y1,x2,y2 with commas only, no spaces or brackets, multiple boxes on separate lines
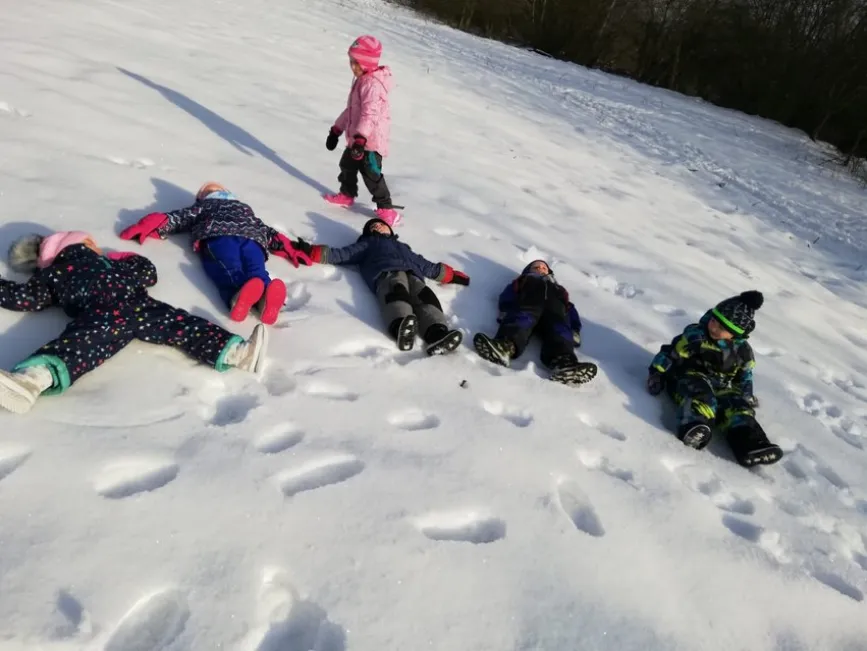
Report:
395,315,418,351
680,424,712,450
472,333,511,368
740,444,783,467
550,362,598,386
426,330,463,356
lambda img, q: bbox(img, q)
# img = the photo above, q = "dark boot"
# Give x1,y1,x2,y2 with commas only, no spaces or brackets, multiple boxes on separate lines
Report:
473,333,515,368
547,354,597,387
389,315,418,351
424,324,463,356
727,423,783,467
678,422,713,450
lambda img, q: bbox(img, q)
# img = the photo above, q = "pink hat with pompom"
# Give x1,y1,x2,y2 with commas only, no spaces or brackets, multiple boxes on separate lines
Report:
349,35,383,72
38,231,94,268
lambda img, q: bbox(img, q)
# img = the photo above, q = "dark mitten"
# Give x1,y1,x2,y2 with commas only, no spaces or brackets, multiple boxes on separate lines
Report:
326,128,340,151
349,134,367,160
647,372,665,396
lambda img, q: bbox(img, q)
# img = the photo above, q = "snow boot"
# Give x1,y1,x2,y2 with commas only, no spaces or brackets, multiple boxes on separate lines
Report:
472,333,514,368
548,355,598,386
324,193,354,207
0,366,53,414
256,279,287,326
230,278,266,322
424,324,463,356
678,422,713,450
727,423,783,467
389,315,418,351
225,324,268,374
375,207,401,227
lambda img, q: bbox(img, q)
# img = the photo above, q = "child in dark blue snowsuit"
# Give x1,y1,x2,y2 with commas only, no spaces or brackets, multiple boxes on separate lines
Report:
0,231,267,414
647,290,782,466
473,260,597,386
120,182,311,325
297,218,470,354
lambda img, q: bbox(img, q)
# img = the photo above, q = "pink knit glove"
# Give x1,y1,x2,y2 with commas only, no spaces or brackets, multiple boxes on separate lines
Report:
106,252,138,261
119,212,168,244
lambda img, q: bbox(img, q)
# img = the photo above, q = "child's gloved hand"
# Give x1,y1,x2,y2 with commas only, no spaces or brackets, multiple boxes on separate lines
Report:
270,233,313,267
119,212,168,245
326,127,341,151
291,238,323,264
439,264,470,286
106,252,138,261
349,135,367,160
647,372,665,396
745,394,760,409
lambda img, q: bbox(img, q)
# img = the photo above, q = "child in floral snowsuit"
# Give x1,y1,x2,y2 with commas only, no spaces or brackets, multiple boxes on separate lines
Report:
0,231,266,414
120,182,311,325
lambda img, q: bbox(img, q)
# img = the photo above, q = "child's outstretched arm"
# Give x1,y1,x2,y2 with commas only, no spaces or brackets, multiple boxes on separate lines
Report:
648,324,706,392
106,252,158,288
410,250,470,286
0,275,54,312
119,204,203,245
266,229,313,268
734,348,757,406
306,239,372,266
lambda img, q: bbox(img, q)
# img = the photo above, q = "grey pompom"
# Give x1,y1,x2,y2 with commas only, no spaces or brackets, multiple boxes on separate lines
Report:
8,234,44,273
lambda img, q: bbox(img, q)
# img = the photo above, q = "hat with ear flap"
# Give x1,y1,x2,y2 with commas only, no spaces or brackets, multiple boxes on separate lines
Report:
7,234,46,274
711,290,764,336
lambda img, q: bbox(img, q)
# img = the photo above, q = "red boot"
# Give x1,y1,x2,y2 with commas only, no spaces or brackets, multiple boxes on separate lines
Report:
230,278,266,322
257,279,287,326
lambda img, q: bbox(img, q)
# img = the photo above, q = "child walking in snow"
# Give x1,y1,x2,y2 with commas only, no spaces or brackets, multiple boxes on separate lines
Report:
647,290,782,466
324,36,400,226
472,260,597,386
295,218,469,354
0,231,267,414
120,182,311,325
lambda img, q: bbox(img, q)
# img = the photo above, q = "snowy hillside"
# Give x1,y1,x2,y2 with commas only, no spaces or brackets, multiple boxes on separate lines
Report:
3,0,867,649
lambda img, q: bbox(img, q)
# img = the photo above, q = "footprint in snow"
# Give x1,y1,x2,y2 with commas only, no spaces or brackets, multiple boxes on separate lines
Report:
810,570,864,602
255,424,305,454
302,382,359,402
0,447,31,482
51,589,93,639
661,458,755,515
576,413,627,441
262,367,297,398
556,478,605,537
782,444,850,490
387,408,441,431
720,515,790,564
206,393,260,426
576,448,638,488
482,401,534,427
103,589,190,651
93,458,179,499
795,390,864,450
277,455,365,497
244,568,347,651
415,510,506,544
283,281,312,311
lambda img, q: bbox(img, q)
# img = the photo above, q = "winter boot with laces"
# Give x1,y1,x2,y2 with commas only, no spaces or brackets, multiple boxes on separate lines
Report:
224,324,269,374
0,366,54,414
677,422,713,450
548,354,598,387
424,324,463,356
473,333,515,368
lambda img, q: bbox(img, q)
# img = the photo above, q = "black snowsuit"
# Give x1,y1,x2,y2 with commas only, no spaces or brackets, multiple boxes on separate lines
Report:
0,245,240,394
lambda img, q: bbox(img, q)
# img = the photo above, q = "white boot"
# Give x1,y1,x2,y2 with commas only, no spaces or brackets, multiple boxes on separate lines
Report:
224,324,268,374
0,366,53,414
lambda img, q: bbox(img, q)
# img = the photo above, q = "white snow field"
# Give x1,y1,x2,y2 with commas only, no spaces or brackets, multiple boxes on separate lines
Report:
2,0,867,649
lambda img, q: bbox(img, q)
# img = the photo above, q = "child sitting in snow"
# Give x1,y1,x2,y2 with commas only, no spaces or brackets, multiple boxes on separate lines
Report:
295,218,469,354
0,231,267,414
324,35,400,226
120,182,311,325
472,260,597,386
647,290,782,466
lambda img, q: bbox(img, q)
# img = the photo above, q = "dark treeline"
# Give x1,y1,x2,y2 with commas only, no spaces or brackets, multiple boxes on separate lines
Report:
395,0,867,171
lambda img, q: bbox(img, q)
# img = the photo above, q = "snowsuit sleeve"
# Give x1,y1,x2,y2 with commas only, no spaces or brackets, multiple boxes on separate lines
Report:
0,276,54,312
734,346,756,398
111,254,159,288
408,249,447,282
353,78,387,141
317,240,372,266
159,203,205,236
334,105,350,133
650,324,706,374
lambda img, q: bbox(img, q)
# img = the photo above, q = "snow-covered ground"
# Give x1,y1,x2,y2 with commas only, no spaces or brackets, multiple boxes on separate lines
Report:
2,0,867,649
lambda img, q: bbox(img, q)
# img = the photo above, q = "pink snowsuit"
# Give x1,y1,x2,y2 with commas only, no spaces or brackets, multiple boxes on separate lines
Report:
334,67,393,157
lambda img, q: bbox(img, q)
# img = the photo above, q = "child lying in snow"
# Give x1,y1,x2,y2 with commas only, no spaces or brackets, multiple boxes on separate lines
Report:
120,182,311,325
0,231,267,414
472,260,597,386
647,290,782,466
295,218,469,354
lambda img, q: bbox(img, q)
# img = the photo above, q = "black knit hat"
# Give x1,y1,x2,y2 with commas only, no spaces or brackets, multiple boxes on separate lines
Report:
711,290,764,336
361,218,393,238
522,259,554,277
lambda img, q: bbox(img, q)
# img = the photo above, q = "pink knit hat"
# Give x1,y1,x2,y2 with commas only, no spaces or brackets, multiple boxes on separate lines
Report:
38,231,95,268
348,35,383,72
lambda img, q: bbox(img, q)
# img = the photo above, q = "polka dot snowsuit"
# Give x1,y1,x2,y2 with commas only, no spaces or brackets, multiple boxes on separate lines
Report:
0,245,240,394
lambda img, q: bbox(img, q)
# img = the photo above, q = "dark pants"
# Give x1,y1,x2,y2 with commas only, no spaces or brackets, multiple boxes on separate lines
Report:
17,297,239,393
668,373,757,432
338,148,392,208
497,277,575,368
200,236,271,307
375,271,446,340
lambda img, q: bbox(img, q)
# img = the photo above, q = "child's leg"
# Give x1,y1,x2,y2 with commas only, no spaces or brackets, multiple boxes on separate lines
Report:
135,298,240,368
14,314,136,395
717,392,783,465
536,310,578,369
338,149,361,198
406,276,447,340
239,239,272,287
360,152,392,208
375,271,414,335
200,236,249,307
670,374,718,447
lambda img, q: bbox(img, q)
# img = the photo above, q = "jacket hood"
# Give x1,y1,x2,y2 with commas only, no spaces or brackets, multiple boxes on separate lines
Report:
364,66,394,92
521,259,554,277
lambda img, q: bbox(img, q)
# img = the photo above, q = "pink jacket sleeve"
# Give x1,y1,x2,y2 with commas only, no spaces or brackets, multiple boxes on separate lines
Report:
334,106,350,133
353,77,386,140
